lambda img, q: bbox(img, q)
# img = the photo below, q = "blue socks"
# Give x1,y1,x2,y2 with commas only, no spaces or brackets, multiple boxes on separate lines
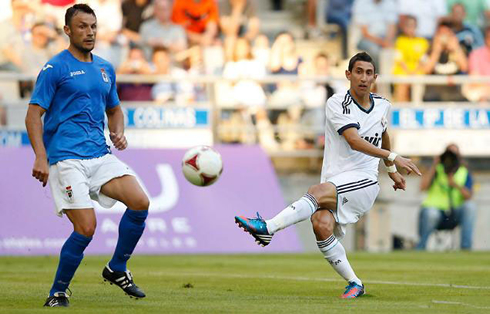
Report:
50,231,92,296
109,208,148,272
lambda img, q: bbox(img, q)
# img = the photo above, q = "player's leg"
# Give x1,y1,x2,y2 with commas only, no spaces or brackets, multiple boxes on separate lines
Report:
235,182,334,246
45,208,95,307
416,207,442,250
99,174,149,298
44,161,95,307
311,209,364,298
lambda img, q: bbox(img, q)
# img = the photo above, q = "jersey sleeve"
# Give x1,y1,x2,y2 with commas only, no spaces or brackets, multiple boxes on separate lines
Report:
382,100,392,133
106,65,120,109
29,63,59,110
326,96,360,135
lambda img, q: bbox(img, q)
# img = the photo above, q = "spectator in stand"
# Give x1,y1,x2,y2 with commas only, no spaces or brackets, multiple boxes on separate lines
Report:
447,3,484,57
446,0,490,29
297,52,344,150
423,21,468,102
121,0,153,44
464,27,490,102
87,0,123,66
171,0,219,46
219,37,277,149
352,0,397,66
151,47,195,104
0,0,33,71
392,16,429,102
252,33,270,70
140,0,187,57
397,0,447,40
326,0,354,59
117,45,153,101
219,0,260,61
21,22,61,74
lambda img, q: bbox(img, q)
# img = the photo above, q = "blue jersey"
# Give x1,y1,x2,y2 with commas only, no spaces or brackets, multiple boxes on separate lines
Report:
30,50,120,165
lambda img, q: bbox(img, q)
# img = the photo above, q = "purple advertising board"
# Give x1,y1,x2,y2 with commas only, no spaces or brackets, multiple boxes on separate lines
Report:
0,146,301,255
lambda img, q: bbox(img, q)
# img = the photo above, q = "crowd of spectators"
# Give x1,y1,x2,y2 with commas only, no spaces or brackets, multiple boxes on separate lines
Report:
1,0,490,149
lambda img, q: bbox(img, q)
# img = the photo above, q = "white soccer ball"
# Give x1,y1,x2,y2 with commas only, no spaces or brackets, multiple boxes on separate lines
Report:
182,146,223,186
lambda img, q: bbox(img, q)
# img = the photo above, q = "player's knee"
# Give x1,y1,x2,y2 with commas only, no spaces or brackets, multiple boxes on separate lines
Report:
129,194,150,211
311,212,335,236
307,183,336,208
77,223,96,237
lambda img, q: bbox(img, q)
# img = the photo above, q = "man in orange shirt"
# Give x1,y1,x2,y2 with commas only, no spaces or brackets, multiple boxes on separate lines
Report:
171,0,218,45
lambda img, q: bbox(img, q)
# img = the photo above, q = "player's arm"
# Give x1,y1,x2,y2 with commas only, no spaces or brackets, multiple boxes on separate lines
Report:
106,105,127,151
381,130,406,190
342,127,421,176
25,104,49,186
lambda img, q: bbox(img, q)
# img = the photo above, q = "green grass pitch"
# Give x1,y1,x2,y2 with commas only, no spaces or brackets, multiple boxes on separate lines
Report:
1,252,489,313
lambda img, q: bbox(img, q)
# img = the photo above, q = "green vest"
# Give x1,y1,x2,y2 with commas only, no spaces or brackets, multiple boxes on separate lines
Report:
422,164,468,211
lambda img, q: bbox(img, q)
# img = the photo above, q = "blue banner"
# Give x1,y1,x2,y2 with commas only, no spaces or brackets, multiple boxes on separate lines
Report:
125,107,209,129
0,131,30,147
391,108,490,129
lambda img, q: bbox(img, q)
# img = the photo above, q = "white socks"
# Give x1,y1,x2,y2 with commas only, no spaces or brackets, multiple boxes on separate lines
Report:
317,235,362,286
266,193,319,234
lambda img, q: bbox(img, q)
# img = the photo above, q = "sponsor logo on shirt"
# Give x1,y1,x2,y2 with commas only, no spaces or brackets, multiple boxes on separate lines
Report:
70,70,86,77
42,64,53,71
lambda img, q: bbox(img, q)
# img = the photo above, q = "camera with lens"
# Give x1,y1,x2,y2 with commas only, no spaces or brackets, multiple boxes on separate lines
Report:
440,149,460,174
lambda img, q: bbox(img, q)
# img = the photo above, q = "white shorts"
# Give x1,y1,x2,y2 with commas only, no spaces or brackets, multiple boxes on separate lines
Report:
48,154,135,217
325,171,380,239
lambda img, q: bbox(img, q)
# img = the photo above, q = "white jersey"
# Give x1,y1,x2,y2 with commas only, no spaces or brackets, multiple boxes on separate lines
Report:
321,91,391,182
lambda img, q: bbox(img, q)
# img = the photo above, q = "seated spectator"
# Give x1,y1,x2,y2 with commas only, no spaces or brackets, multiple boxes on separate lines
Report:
88,0,123,67
446,0,490,29
353,0,397,66
171,0,219,46
392,16,429,102
397,0,447,40
140,0,187,57
117,45,153,101
423,21,468,101
269,32,303,75
447,3,483,56
151,48,194,104
121,0,153,44
219,37,277,149
21,23,60,74
222,37,266,106
326,0,354,59
464,26,490,102
417,144,477,251
297,53,340,149
220,0,260,61
0,0,33,71
251,33,270,70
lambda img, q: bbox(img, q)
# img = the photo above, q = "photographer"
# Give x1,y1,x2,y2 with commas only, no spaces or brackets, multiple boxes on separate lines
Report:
416,144,477,250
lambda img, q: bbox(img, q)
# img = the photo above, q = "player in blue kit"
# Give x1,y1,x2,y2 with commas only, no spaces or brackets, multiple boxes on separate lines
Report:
25,4,149,307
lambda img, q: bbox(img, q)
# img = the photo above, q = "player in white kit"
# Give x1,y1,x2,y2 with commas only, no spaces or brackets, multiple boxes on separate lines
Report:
235,52,421,298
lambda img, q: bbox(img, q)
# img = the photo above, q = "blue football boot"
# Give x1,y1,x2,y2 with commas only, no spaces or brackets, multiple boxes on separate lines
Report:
341,282,365,299
235,212,273,246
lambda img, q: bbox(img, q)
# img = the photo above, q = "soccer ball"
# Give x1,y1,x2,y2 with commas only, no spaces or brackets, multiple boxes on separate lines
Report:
182,146,223,186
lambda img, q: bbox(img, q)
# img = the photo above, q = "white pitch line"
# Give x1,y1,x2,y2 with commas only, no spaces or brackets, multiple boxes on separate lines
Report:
148,271,490,290
432,300,490,309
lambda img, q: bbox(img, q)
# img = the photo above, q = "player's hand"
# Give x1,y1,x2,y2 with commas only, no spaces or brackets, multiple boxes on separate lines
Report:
32,156,49,187
389,171,406,191
110,132,127,150
394,155,422,176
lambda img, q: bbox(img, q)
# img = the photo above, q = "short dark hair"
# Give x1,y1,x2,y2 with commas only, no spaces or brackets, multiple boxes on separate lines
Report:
65,4,96,27
348,52,376,73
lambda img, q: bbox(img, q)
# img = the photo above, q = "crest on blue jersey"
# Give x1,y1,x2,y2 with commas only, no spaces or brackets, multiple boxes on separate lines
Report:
101,68,109,83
